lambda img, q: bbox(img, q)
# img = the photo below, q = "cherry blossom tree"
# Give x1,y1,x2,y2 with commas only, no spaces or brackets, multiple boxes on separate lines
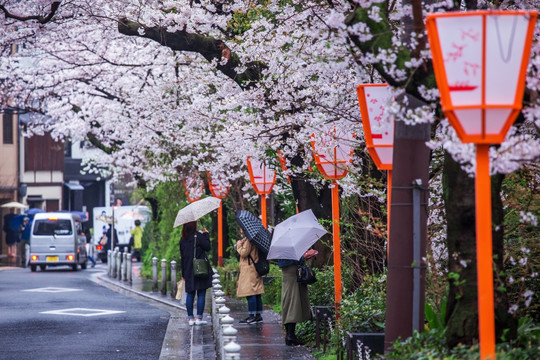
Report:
1,0,538,347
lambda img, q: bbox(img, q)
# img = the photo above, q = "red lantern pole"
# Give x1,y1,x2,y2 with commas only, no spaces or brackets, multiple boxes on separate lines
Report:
311,126,353,316
260,195,267,228
217,203,224,266
356,84,394,258
208,173,229,267
476,144,496,358
247,157,276,229
331,180,342,314
426,10,537,359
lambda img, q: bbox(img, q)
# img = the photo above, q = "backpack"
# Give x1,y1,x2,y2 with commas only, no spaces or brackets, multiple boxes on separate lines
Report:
248,250,270,277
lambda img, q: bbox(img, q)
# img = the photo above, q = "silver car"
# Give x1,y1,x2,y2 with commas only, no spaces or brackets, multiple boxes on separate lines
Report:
29,212,88,271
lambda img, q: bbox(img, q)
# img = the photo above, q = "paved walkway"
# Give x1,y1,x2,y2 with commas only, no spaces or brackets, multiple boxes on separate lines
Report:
97,263,315,360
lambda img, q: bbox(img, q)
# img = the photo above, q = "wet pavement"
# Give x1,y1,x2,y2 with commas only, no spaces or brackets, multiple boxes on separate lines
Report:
97,263,316,360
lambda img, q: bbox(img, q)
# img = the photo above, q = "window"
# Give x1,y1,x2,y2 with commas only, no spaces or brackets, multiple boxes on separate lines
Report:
33,219,73,236
3,111,14,144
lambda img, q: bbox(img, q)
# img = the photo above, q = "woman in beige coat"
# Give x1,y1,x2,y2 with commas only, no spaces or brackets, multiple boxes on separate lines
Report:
236,238,264,324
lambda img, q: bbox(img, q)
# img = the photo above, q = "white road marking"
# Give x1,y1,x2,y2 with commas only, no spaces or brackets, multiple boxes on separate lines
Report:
40,308,126,317
22,287,83,293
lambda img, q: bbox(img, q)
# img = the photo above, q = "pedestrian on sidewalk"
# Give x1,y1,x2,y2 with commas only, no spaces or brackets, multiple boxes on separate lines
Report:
279,249,318,346
179,221,212,326
129,219,144,261
236,237,264,324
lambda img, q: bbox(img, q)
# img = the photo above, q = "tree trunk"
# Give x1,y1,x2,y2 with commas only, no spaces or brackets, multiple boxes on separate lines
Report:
443,152,515,347
443,152,479,346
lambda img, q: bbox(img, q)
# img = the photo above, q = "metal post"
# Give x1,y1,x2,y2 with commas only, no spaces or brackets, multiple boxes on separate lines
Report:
123,252,128,281
412,179,422,333
161,259,167,295
107,250,112,276
152,257,158,292
111,249,117,278
170,261,177,298
116,249,122,280
127,253,132,285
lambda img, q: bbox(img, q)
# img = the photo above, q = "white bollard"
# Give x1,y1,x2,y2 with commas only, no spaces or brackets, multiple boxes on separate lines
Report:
222,325,238,344
224,341,241,360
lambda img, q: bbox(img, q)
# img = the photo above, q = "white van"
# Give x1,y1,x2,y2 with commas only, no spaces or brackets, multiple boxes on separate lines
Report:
29,212,88,272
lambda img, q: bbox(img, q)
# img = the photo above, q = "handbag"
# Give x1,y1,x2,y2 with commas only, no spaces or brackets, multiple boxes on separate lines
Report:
248,253,270,277
176,279,185,300
100,234,107,246
296,264,317,285
193,234,210,278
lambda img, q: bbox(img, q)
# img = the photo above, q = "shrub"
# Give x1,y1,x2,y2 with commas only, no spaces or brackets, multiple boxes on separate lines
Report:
386,316,540,360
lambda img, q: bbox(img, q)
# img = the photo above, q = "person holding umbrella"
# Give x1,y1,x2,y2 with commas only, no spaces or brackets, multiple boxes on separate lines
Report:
266,209,327,346
279,249,317,346
235,235,264,324
179,221,212,326
174,197,221,325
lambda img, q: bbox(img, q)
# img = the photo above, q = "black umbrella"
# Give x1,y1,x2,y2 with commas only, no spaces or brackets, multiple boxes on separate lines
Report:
235,210,271,253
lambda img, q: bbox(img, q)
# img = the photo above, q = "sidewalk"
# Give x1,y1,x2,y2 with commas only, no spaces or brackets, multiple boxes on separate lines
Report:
97,263,315,360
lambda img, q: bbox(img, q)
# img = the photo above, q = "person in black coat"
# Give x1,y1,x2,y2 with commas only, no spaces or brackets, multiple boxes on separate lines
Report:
179,221,212,326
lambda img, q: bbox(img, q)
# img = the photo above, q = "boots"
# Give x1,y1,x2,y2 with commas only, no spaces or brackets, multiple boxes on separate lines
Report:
285,323,305,346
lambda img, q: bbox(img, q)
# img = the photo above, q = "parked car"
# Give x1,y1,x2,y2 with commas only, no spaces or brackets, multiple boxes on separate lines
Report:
29,212,88,271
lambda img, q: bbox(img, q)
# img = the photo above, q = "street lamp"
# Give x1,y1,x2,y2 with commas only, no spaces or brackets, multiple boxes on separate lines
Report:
311,123,354,315
426,9,537,360
246,156,276,228
208,173,229,267
356,83,394,256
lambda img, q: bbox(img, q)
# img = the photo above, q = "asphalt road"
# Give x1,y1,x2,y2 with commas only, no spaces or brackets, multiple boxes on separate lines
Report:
0,265,170,360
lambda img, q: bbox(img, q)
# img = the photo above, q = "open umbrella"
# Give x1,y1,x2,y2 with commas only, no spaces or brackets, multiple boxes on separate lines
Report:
267,209,327,260
173,197,221,227
25,208,45,216
120,211,146,220
1,201,28,210
234,210,271,253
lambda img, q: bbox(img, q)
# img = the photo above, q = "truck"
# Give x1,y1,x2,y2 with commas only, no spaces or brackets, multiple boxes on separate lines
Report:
92,205,151,262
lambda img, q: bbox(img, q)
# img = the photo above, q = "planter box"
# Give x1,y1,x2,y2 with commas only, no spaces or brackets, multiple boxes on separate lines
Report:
346,332,385,359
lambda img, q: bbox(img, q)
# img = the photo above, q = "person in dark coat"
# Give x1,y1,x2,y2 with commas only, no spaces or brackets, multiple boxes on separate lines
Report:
179,221,212,326
3,213,18,257
105,225,118,251
279,248,318,346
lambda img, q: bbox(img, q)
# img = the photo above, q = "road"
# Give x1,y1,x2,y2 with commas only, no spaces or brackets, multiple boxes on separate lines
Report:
0,264,173,360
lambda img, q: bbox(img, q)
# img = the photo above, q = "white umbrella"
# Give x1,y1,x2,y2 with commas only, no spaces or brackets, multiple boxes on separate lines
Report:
267,209,328,260
173,197,221,227
1,201,29,209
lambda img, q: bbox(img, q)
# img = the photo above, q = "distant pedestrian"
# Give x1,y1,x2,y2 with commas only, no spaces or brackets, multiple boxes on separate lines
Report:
179,221,212,326
236,237,264,324
279,248,317,346
106,224,118,251
19,217,31,267
82,224,96,268
129,219,143,261
3,213,18,258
